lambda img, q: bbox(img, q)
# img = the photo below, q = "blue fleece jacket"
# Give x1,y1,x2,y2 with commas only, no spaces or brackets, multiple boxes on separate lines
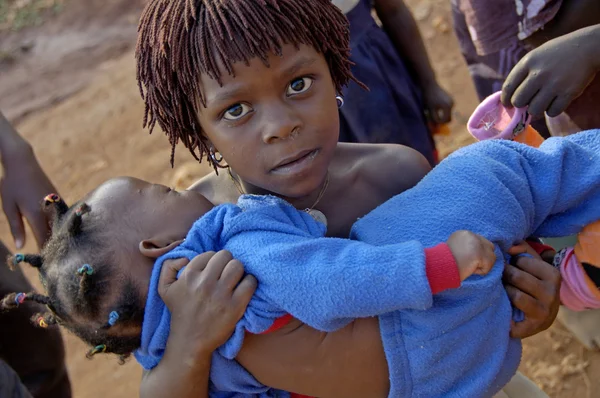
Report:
135,130,600,397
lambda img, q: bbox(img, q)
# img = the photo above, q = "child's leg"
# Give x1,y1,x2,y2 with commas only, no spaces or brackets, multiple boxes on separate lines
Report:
493,372,548,398
0,241,71,398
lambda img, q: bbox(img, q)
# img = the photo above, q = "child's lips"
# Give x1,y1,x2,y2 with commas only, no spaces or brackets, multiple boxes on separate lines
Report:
271,149,319,175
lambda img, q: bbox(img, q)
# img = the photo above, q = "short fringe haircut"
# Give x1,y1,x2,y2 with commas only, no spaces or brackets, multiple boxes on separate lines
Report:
136,0,358,169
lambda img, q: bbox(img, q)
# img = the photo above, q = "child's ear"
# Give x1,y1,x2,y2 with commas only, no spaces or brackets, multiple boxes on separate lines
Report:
139,238,184,259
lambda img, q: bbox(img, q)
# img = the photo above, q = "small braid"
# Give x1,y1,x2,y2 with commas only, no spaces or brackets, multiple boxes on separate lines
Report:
31,312,58,328
2,198,145,362
7,253,43,270
43,193,69,226
1,292,51,310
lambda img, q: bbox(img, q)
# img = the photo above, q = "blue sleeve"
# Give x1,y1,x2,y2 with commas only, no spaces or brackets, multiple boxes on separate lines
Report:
351,130,600,251
219,196,435,331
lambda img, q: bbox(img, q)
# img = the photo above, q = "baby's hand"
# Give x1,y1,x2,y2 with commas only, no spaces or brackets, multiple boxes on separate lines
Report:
447,231,496,281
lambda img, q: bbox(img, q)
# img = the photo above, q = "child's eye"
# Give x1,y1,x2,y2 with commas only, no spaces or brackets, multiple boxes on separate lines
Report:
286,77,313,96
223,103,252,121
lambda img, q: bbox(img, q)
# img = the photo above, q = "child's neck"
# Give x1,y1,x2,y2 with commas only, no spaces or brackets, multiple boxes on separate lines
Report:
228,169,331,212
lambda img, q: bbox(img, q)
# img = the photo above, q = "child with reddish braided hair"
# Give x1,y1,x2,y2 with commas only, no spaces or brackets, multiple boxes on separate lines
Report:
132,0,565,397
5,127,600,397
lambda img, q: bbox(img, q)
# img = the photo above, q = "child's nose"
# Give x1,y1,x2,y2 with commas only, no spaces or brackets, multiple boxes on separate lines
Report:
260,102,303,144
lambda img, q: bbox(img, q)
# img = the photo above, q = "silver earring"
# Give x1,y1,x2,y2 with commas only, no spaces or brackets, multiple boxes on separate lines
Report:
336,96,344,108
209,147,224,164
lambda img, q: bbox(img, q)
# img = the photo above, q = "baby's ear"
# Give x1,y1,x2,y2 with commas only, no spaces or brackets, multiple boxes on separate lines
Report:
138,237,184,259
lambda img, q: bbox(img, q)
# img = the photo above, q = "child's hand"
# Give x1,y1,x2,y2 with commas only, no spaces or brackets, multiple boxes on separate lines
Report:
502,26,600,118
422,82,454,125
504,243,561,338
447,231,496,281
159,250,257,354
0,143,57,250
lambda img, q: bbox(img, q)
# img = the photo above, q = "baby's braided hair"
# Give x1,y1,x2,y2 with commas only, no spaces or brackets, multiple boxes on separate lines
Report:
136,0,359,169
1,194,144,362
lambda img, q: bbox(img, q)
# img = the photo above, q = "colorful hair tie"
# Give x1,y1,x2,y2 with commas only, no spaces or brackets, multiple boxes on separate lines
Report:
44,194,60,204
15,293,26,305
75,204,88,217
108,311,119,326
77,264,93,276
87,344,107,358
13,254,25,266
37,316,48,328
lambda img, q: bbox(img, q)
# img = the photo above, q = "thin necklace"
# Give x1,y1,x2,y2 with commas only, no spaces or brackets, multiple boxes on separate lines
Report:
227,167,330,212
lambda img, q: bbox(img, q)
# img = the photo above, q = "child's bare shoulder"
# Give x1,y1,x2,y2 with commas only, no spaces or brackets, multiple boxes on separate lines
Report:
187,172,237,205
336,143,431,196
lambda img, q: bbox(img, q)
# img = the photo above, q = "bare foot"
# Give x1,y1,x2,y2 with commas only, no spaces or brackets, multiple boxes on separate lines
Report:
557,306,600,350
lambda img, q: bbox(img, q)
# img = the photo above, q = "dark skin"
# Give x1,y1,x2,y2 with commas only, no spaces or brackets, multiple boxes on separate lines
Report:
61,177,257,398
0,111,70,398
373,0,454,125
502,24,600,117
0,111,57,250
141,44,561,397
524,0,600,48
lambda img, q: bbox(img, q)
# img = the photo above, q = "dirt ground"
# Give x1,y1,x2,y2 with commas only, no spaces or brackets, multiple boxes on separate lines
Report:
0,0,599,397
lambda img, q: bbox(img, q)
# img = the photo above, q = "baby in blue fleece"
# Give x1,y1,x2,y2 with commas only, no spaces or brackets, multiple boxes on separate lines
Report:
8,130,600,397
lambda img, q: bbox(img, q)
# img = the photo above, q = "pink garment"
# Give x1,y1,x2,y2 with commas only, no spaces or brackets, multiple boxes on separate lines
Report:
467,91,530,141
560,248,600,311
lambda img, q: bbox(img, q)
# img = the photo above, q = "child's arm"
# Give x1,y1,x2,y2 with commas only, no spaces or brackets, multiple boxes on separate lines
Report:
352,130,600,253
502,25,600,117
373,0,453,124
525,1,600,47
139,254,256,398
220,200,494,330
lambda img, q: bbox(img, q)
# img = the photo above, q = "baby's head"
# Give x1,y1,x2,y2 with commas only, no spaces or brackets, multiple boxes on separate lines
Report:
1,178,213,361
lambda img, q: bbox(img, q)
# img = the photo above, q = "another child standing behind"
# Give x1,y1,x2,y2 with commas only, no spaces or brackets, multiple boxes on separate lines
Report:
451,0,600,137
334,0,453,164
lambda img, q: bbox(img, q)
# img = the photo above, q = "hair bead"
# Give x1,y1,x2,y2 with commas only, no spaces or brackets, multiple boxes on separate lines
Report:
77,264,94,276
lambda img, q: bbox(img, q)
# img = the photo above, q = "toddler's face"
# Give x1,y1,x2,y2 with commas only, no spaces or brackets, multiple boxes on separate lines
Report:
81,177,215,295
84,177,214,238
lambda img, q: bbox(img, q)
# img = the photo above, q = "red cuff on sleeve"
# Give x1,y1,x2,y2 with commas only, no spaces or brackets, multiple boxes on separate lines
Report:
425,243,461,294
526,240,555,256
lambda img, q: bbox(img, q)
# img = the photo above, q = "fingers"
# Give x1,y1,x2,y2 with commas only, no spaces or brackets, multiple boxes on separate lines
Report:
502,64,529,106
511,76,540,110
158,257,190,297
526,89,556,118
202,250,233,280
503,263,544,292
508,241,542,259
510,318,533,338
2,199,25,249
475,238,496,275
512,254,561,283
505,284,541,317
232,274,257,310
23,210,50,250
546,95,574,118
220,259,246,290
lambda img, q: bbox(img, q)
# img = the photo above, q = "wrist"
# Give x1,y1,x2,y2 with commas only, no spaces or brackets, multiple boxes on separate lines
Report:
425,243,461,294
167,326,217,362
